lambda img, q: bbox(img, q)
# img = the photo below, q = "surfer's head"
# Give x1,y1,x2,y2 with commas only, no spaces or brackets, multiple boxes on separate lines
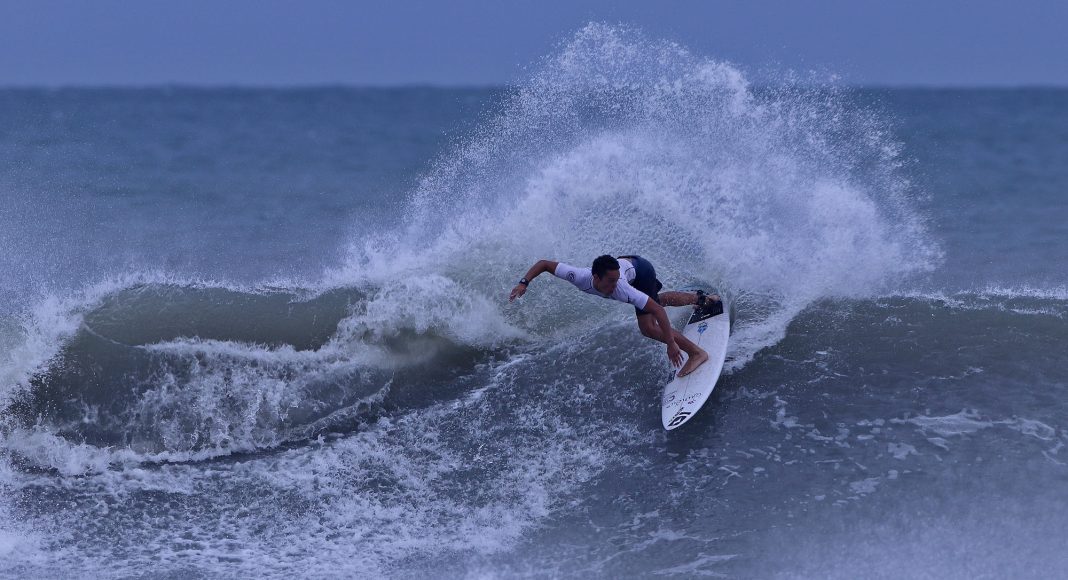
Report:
591,255,620,295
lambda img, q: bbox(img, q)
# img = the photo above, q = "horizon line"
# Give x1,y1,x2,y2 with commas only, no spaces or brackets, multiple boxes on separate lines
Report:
2,81,1068,91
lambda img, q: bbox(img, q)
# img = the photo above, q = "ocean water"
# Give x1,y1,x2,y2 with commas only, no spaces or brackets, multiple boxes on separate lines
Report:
2,24,1067,578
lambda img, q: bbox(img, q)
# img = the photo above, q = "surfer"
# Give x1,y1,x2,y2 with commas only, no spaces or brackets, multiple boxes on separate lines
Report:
509,255,716,376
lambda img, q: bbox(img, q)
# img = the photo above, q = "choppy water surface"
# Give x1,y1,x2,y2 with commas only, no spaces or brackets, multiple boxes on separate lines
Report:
2,24,1066,579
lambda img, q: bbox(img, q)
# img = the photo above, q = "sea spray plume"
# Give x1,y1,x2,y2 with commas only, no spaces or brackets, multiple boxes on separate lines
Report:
341,23,939,354
401,23,754,247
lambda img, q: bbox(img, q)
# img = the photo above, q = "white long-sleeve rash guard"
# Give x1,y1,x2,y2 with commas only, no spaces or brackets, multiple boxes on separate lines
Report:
552,259,650,310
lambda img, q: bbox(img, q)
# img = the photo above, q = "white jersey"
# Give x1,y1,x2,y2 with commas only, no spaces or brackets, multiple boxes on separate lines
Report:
553,259,651,310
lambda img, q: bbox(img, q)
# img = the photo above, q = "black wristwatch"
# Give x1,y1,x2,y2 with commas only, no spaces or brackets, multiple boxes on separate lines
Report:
518,277,530,286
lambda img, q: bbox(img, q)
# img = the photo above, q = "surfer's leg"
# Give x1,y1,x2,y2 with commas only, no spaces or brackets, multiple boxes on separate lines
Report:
659,291,720,308
636,316,709,376
659,291,698,307
673,330,708,376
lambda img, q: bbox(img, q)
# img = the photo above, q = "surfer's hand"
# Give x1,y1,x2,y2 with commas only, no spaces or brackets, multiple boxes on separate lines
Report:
667,341,683,368
509,284,527,302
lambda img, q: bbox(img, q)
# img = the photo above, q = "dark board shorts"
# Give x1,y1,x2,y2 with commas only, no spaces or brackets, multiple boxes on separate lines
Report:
619,255,664,317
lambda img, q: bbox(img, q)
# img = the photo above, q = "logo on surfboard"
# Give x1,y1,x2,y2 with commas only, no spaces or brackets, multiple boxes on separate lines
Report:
668,409,691,428
697,322,708,334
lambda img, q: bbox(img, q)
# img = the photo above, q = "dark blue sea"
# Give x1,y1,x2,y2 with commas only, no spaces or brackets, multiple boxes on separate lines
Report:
2,26,1066,579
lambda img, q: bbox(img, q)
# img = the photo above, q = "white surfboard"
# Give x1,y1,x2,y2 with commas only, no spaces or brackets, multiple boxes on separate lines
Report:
661,295,730,430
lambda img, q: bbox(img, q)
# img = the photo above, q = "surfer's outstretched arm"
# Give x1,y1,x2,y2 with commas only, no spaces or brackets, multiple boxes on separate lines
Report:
509,259,559,302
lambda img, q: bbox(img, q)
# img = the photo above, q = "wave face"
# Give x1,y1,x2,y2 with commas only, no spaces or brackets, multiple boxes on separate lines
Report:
9,284,372,457
10,23,1068,580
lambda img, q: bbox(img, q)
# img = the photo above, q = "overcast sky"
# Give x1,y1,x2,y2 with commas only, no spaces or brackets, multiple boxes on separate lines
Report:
2,0,1066,87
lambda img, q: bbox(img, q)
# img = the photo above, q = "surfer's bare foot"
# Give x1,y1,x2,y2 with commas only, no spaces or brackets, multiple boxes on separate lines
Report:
677,349,708,377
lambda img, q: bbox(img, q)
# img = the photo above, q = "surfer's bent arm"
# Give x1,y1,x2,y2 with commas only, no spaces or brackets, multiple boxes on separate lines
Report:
642,299,684,367
509,260,559,302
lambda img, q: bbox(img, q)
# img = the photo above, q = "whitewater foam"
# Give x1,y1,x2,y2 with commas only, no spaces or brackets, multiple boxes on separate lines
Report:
897,409,1060,444
883,286,1068,319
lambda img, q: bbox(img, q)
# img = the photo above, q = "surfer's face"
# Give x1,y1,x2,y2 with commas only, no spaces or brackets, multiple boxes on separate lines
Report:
592,268,620,295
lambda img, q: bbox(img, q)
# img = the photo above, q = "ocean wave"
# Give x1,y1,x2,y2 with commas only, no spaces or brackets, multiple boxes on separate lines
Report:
4,280,1060,476
0,276,525,472
2,24,943,477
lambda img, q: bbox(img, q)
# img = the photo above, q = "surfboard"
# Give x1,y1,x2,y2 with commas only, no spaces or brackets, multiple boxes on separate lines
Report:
661,295,730,430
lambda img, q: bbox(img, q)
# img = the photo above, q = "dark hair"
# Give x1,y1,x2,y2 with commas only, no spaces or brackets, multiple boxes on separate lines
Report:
591,255,620,278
